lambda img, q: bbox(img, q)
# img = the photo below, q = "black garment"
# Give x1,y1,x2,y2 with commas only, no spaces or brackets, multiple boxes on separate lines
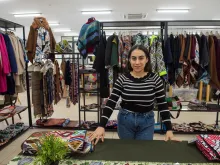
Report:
65,60,72,85
105,35,115,66
200,35,209,69
93,32,110,98
183,34,190,61
0,74,15,95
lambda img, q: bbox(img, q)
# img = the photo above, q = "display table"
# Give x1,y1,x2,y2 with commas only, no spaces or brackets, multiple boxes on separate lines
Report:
8,139,215,165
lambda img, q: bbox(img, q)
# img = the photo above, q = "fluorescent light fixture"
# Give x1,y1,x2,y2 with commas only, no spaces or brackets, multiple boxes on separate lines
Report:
14,13,42,17
81,10,112,15
156,9,189,13
53,29,71,32
49,22,60,26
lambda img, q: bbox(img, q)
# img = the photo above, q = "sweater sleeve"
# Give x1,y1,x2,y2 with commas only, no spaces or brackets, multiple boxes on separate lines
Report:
100,75,123,127
154,74,172,131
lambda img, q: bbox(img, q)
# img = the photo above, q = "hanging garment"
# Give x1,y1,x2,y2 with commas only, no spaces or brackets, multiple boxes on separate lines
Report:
69,62,78,105
65,60,72,85
32,71,43,117
26,17,56,63
34,27,51,62
105,35,115,67
77,17,100,58
122,35,132,72
54,60,62,104
179,34,186,63
118,34,124,68
93,32,109,98
2,34,17,73
214,37,220,81
110,36,119,67
200,35,209,70
208,36,220,89
61,60,67,97
149,36,167,76
190,35,196,59
0,34,11,93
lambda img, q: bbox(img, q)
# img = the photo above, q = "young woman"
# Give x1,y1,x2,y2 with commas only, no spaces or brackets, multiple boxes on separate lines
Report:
90,45,178,144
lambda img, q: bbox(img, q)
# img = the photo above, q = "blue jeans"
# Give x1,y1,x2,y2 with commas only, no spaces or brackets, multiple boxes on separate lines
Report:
117,109,155,140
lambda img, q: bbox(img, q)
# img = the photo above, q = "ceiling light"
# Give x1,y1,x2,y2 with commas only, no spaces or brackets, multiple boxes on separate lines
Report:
156,9,189,13
81,10,112,15
49,22,60,26
14,13,42,17
53,29,71,32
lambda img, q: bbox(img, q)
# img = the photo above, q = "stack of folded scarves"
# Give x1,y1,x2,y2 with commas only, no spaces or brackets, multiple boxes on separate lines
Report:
21,130,94,155
196,134,220,161
0,122,24,146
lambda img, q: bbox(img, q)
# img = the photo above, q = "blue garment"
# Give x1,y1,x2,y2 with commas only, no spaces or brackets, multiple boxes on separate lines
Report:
2,34,18,73
117,109,155,140
77,19,100,58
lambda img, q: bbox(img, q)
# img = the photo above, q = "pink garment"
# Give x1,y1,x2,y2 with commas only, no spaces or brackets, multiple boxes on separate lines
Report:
0,34,11,93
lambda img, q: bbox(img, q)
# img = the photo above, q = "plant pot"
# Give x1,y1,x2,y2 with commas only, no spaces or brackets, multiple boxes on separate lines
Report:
50,161,59,165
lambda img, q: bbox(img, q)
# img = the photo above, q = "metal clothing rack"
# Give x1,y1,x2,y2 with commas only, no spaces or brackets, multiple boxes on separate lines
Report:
100,20,220,134
0,17,30,150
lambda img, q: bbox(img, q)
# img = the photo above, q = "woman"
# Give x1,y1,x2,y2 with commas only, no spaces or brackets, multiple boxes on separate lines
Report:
90,45,178,144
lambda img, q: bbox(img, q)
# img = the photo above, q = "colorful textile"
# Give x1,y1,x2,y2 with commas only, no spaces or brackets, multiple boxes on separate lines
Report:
21,130,93,156
196,134,220,161
8,156,213,165
122,35,131,72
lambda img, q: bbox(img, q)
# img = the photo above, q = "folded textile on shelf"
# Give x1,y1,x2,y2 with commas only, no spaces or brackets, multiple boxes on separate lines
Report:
21,130,94,155
0,122,24,146
196,134,220,161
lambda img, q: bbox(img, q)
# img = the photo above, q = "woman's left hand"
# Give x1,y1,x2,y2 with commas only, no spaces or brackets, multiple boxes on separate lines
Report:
165,131,181,142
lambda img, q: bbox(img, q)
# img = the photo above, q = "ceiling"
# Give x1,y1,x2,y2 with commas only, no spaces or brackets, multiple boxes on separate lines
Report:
0,0,220,38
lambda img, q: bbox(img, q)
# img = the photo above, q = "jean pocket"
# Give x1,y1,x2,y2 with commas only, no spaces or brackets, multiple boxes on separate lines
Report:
144,111,155,126
118,109,129,123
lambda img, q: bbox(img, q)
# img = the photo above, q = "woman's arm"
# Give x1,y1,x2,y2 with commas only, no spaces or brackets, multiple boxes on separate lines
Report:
100,75,123,127
154,74,172,131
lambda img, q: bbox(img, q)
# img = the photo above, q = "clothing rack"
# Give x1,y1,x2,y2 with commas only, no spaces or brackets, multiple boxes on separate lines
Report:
100,20,220,134
0,17,30,150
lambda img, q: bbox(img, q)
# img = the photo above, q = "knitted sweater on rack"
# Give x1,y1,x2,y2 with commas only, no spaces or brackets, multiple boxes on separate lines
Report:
100,72,172,131
77,20,100,58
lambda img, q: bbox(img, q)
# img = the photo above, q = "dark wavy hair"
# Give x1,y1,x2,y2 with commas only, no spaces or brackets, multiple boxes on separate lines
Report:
127,45,152,72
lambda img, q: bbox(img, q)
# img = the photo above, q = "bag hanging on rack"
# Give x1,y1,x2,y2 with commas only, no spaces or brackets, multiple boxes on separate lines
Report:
166,96,182,119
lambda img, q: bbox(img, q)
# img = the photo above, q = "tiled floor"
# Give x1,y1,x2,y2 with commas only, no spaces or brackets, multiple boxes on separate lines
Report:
0,92,218,165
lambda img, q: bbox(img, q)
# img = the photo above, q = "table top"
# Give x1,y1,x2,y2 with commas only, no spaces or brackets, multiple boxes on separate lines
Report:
75,139,209,163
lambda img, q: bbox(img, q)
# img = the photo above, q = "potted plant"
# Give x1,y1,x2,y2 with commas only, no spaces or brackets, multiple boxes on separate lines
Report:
34,134,70,165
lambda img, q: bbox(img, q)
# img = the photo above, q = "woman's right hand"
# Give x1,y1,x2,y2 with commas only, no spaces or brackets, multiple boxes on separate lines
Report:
89,127,105,145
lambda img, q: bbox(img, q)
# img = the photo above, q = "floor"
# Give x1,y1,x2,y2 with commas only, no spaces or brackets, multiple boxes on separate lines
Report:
0,92,219,165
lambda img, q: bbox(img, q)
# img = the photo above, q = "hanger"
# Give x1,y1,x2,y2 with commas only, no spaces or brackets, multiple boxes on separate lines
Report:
210,31,214,35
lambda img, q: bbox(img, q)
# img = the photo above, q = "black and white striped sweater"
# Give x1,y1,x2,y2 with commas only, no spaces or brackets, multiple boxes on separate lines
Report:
100,72,172,130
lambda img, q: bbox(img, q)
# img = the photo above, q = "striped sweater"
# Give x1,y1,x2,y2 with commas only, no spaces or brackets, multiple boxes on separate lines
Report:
100,72,172,130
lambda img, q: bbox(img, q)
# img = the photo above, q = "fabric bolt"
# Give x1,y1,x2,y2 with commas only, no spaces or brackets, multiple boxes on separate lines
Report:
117,109,155,140
26,17,56,63
0,34,11,93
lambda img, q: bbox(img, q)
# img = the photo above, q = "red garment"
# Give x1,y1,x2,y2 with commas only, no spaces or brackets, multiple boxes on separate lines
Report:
86,17,96,24
0,34,11,93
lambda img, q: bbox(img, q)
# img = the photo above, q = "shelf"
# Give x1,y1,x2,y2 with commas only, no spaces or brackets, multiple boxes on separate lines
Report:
0,106,28,123
80,109,99,112
79,69,97,74
80,89,98,93
0,126,29,151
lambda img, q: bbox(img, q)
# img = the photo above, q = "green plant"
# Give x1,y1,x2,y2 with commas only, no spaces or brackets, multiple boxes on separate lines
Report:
34,135,70,165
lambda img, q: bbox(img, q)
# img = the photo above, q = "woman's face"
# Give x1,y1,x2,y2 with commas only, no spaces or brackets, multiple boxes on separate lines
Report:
129,49,148,73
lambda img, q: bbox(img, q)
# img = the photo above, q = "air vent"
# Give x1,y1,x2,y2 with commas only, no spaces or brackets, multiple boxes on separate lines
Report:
123,13,147,20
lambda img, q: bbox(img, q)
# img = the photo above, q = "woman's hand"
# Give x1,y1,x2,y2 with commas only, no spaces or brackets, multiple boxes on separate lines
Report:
165,130,181,142
89,127,105,145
